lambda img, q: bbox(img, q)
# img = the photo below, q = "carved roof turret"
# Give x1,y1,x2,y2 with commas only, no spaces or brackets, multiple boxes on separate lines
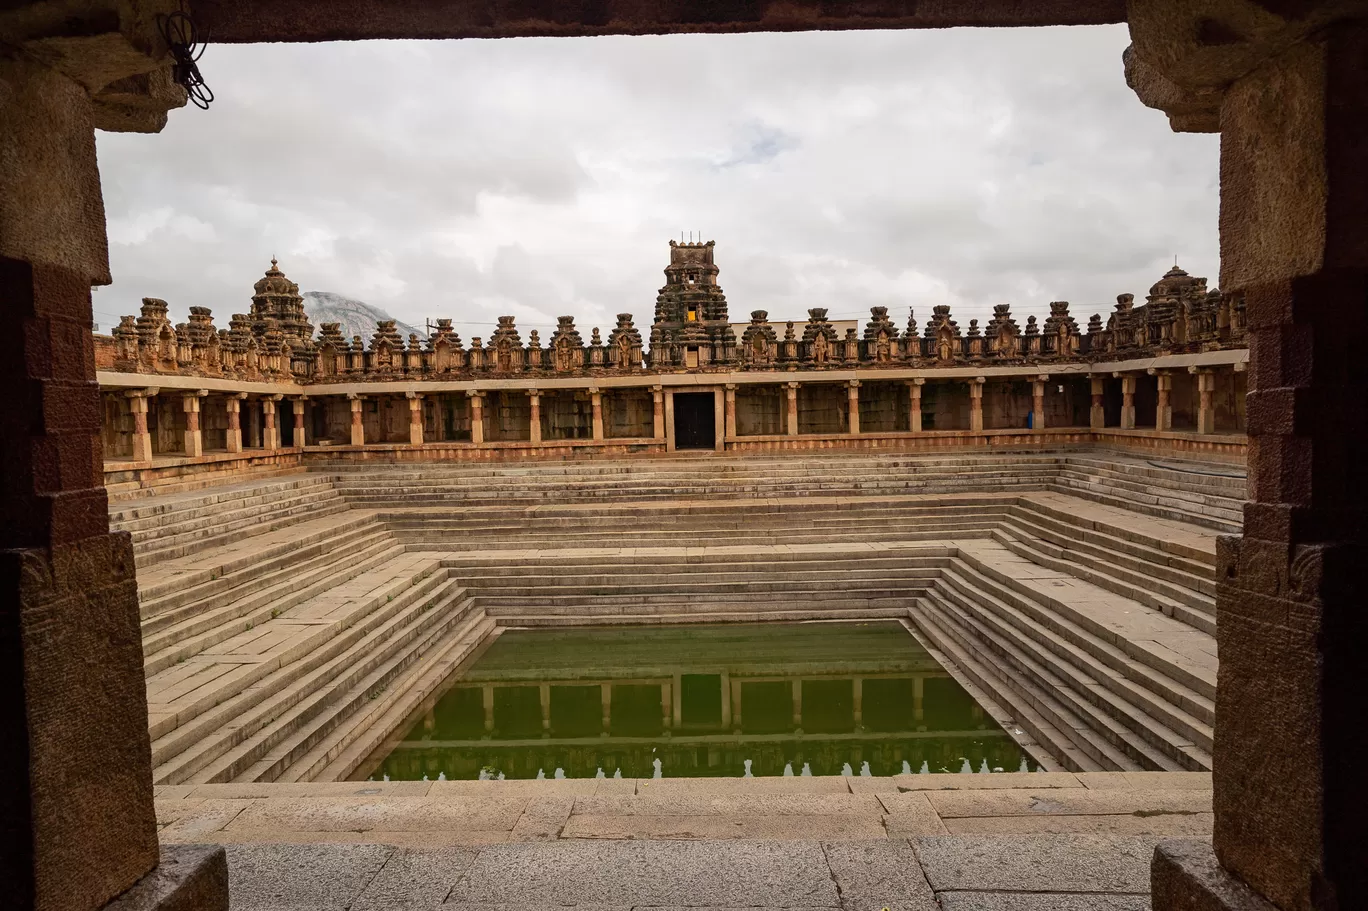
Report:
251,258,313,347
490,315,523,349
863,306,898,341
371,320,404,352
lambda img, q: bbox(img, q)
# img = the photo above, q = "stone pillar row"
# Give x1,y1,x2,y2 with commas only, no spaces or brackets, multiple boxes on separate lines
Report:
167,373,1236,452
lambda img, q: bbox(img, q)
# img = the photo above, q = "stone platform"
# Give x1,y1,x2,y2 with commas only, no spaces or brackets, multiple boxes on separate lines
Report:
158,773,1211,909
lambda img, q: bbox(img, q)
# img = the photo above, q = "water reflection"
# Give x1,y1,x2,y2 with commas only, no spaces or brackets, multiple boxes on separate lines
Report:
372,622,1034,779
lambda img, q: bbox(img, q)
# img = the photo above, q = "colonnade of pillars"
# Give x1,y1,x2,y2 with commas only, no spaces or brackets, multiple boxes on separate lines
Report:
112,364,1241,461
119,388,308,461
467,674,946,737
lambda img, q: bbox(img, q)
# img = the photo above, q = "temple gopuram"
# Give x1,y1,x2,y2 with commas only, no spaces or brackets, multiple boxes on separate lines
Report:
94,240,1248,488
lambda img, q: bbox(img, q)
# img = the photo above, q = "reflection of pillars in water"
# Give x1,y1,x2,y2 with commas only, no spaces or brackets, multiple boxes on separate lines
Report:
730,678,743,732
719,672,731,728
483,685,495,735
661,680,672,731
540,683,551,735
852,677,863,731
913,676,924,724
672,674,682,728
601,683,612,735
792,680,803,731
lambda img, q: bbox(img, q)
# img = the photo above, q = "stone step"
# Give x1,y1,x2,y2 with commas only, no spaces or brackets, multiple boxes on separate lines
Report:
132,499,354,566
917,590,1171,772
135,510,384,605
190,587,483,785
1052,473,1245,524
489,604,914,625
1010,499,1216,578
251,609,498,783
994,528,1217,637
139,522,391,620
952,544,1217,704
141,538,405,676
1050,477,1241,533
907,597,1122,773
114,482,342,537
930,566,1212,765
148,561,453,781
994,521,1215,616
1059,455,1247,496
109,473,337,522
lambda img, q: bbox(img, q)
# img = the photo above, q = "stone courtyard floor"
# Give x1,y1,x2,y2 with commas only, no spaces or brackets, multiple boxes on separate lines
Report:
158,772,1211,909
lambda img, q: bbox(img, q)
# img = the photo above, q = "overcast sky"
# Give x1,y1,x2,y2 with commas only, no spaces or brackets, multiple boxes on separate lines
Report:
93,25,1219,339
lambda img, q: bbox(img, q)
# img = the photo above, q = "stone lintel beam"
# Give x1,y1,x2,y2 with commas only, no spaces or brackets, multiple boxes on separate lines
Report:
1123,0,1368,134
193,0,1124,43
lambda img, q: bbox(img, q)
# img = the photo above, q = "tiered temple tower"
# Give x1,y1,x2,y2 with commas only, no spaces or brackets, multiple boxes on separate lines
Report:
648,240,736,368
251,257,314,348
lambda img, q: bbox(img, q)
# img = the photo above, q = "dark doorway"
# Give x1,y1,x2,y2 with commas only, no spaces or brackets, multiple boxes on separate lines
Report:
673,392,715,449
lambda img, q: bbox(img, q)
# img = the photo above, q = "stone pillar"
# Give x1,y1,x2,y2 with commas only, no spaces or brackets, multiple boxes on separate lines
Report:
664,391,676,452
913,675,924,723
730,678,743,732
539,683,551,734
127,389,154,462
852,678,863,731
1119,373,1137,430
1194,369,1216,434
347,394,365,446
791,680,803,730
528,390,542,444
482,685,495,734
406,392,424,446
847,380,861,435
713,387,725,452
1154,371,1173,431
671,673,682,728
181,390,205,458
1129,15,1368,911
909,379,924,432
969,378,984,433
1031,376,1047,431
0,47,228,911
262,395,281,450
225,393,245,453
293,397,307,448
661,679,672,730
1089,376,1105,429
468,391,485,445
724,383,737,440
651,385,665,440
600,683,612,734
590,388,604,441
786,382,800,435
719,672,731,729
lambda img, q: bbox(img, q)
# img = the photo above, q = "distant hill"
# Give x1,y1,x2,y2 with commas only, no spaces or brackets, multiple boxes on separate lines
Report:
302,291,426,343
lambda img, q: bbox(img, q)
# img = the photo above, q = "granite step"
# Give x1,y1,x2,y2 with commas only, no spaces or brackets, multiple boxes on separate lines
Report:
907,596,1122,773
993,526,1217,636
188,584,481,785
148,559,452,782
251,609,498,783
134,509,385,605
914,590,1155,772
141,540,406,676
929,563,1212,767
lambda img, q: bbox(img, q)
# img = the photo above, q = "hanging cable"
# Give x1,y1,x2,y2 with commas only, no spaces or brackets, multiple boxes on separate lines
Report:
158,0,214,110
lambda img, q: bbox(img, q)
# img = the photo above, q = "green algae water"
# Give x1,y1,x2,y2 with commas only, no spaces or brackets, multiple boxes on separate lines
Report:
371,621,1034,780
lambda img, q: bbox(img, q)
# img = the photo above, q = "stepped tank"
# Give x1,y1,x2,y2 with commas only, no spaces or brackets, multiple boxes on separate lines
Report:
363,621,1035,780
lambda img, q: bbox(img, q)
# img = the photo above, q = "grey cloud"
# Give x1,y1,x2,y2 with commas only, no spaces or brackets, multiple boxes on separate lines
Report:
94,25,1218,339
